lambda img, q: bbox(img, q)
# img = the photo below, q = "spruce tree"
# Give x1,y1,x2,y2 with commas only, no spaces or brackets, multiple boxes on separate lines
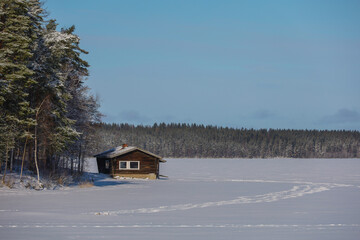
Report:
0,0,37,175
1,0,100,179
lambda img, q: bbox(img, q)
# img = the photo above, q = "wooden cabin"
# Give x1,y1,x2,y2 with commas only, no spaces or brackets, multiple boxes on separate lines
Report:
94,144,166,179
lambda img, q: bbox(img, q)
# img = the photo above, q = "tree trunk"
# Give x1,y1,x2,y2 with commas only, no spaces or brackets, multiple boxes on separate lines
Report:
34,124,40,184
20,137,28,182
32,96,49,186
16,148,20,161
52,156,56,173
77,141,82,173
81,158,84,173
10,148,14,173
2,142,9,184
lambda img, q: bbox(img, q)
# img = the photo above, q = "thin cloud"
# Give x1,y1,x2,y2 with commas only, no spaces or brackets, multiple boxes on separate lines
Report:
320,108,360,124
252,110,274,120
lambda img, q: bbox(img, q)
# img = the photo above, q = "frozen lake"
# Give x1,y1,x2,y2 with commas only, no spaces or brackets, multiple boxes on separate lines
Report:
1,158,360,239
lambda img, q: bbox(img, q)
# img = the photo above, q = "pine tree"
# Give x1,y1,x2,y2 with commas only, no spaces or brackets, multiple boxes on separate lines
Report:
0,0,39,179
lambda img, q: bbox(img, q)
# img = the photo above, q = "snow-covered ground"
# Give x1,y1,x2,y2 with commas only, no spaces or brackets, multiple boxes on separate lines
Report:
1,158,360,240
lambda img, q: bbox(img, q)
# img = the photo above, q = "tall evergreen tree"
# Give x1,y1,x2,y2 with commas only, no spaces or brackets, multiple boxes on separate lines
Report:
1,0,100,182
0,0,38,176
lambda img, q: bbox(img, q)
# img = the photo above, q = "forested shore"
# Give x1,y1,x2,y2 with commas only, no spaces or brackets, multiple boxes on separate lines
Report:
0,0,100,185
91,123,360,158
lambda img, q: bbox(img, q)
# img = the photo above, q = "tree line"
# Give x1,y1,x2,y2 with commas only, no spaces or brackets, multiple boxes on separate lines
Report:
91,123,360,158
0,0,101,185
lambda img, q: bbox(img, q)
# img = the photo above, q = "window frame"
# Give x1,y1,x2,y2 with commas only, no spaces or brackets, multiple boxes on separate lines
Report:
119,161,140,170
119,161,127,169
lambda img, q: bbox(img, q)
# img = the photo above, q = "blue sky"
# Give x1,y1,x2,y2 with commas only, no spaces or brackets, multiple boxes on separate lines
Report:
44,0,360,130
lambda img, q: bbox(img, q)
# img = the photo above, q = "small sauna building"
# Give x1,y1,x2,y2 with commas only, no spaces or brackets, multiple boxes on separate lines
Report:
94,144,166,179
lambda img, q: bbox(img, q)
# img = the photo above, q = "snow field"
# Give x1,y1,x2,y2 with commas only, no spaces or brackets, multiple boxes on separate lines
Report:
0,158,360,240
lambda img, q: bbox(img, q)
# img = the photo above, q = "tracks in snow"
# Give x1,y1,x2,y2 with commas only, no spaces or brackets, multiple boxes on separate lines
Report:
94,182,339,216
1,223,359,229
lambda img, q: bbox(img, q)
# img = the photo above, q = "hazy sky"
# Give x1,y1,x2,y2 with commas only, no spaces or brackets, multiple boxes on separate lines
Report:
45,0,360,130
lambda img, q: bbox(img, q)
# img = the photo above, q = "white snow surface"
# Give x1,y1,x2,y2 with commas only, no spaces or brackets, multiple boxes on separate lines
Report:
1,158,360,240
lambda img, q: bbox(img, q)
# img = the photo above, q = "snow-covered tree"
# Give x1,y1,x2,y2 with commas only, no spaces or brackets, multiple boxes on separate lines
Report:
1,0,101,181
0,0,38,177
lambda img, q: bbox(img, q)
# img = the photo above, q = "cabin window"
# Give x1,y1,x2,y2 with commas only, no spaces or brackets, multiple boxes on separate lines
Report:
130,161,139,169
105,160,110,169
119,161,140,170
119,161,127,169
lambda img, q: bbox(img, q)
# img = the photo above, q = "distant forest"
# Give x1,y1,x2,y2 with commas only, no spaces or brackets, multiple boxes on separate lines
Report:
90,123,360,158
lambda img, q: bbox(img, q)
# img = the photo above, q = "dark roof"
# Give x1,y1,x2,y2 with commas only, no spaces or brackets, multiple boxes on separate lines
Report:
94,146,166,162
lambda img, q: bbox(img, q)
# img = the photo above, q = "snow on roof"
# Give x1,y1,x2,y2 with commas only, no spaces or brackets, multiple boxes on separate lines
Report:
94,146,166,162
